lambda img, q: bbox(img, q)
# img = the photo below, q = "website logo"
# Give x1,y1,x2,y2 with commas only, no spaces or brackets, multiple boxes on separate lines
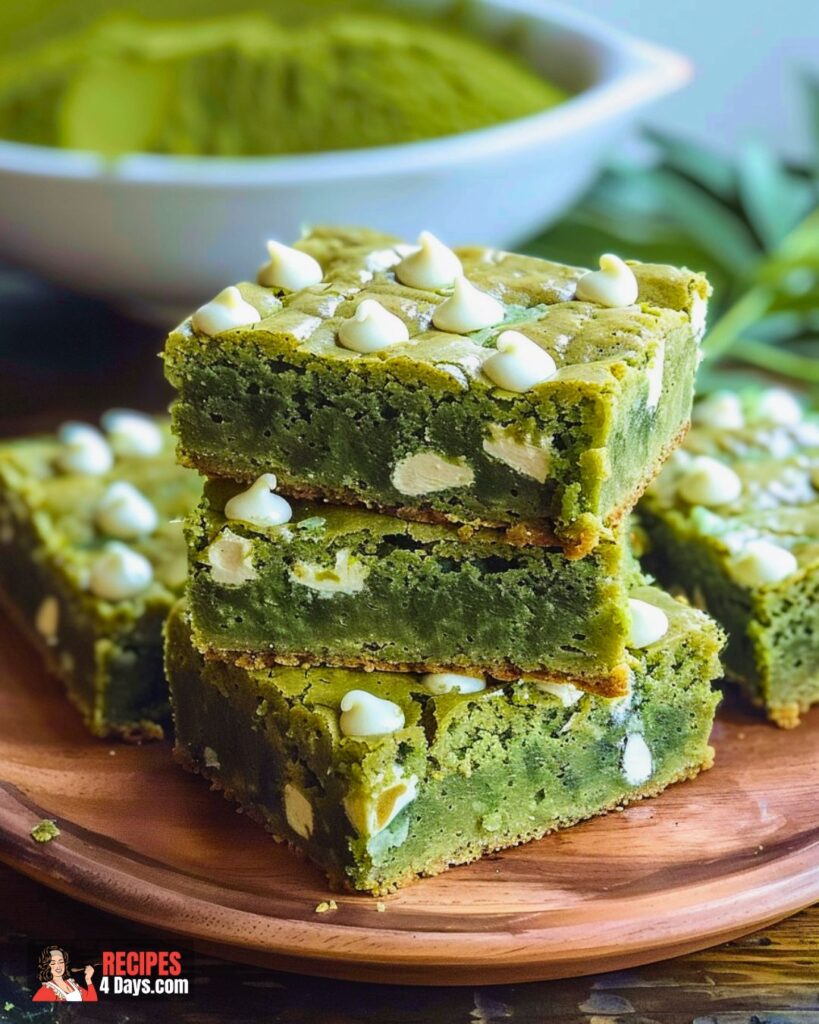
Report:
30,945,190,1002
32,946,97,1003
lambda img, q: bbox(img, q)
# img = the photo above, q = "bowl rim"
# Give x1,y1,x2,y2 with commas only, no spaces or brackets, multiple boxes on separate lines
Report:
0,0,691,185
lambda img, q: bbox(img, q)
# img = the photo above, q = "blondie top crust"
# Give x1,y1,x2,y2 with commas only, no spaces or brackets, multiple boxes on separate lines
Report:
186,478,646,695
0,415,201,739
164,227,709,557
639,387,819,728
167,586,722,894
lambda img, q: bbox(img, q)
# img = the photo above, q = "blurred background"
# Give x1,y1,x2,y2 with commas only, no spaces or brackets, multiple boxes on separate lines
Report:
571,0,818,159
0,0,817,432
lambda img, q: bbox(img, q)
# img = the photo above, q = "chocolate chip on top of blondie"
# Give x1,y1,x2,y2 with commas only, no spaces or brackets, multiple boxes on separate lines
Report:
0,413,201,739
164,227,709,557
640,387,819,728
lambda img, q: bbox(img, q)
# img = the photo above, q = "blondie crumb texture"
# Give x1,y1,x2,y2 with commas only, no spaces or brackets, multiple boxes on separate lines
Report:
167,588,722,894
0,418,201,739
164,226,708,555
186,481,642,695
640,388,819,727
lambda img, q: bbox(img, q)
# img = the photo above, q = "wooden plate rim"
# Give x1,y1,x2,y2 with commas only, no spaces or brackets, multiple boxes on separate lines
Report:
2,781,818,983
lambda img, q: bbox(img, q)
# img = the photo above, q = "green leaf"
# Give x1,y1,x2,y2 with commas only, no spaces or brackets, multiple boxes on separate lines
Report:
529,111,819,391
732,337,819,383
737,142,815,250
701,285,776,361
649,169,762,279
646,128,737,199
695,361,774,395
745,310,806,341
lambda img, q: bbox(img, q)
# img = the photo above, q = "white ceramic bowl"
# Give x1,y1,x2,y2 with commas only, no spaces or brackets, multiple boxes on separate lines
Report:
0,0,689,322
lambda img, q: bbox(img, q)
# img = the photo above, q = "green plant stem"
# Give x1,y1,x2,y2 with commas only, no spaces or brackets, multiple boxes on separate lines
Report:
701,287,776,361
701,207,819,365
731,338,819,382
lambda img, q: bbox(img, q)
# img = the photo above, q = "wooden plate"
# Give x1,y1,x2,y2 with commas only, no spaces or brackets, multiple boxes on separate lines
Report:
1,613,818,985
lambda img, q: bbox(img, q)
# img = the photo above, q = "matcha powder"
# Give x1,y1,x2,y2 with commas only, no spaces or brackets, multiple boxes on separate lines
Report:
0,12,566,156
30,818,60,843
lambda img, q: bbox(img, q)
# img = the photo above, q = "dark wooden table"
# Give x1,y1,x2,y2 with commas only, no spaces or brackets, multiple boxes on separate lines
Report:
0,271,817,1022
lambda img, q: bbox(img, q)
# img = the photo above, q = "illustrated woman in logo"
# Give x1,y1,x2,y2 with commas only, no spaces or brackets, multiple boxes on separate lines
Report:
32,946,98,1002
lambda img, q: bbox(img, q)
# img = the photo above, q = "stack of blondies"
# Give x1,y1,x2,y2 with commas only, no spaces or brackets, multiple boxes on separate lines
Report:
162,226,724,894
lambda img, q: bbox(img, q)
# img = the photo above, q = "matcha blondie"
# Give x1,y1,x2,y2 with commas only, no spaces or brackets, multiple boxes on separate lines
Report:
167,586,722,893
164,227,709,557
186,478,642,695
640,387,819,728
0,413,201,739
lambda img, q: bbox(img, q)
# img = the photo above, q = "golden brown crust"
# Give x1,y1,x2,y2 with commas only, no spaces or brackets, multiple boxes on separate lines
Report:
183,422,690,559
174,743,713,895
722,672,811,730
201,647,631,699
766,703,804,730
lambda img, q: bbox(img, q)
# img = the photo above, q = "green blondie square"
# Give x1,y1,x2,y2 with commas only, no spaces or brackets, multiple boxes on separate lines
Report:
639,387,819,728
167,587,723,894
186,479,642,695
164,226,709,557
0,414,201,739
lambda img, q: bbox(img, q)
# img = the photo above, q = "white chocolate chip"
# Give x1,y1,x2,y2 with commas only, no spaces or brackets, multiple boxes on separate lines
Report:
207,528,257,585
645,340,665,410
754,388,803,426
56,423,113,476
95,482,159,540
689,292,708,338
192,286,260,336
794,422,819,448
628,598,669,649
693,391,745,430
100,409,163,457
609,689,633,725
481,331,556,393
224,474,292,529
373,773,418,833
344,766,419,836
667,448,695,473
728,540,798,588
575,254,639,308
391,452,474,496
88,542,154,600
290,549,369,596
339,690,405,738
677,456,742,507
364,248,404,273
35,596,59,646
337,299,409,353
622,733,653,786
432,276,504,334
422,673,486,695
257,239,323,291
283,784,314,839
482,425,551,482
534,681,584,706
394,231,462,290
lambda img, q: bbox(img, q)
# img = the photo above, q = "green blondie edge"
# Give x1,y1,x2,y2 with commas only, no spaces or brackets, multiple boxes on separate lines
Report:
167,586,723,894
187,479,641,695
164,226,709,557
639,388,819,728
0,418,201,739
